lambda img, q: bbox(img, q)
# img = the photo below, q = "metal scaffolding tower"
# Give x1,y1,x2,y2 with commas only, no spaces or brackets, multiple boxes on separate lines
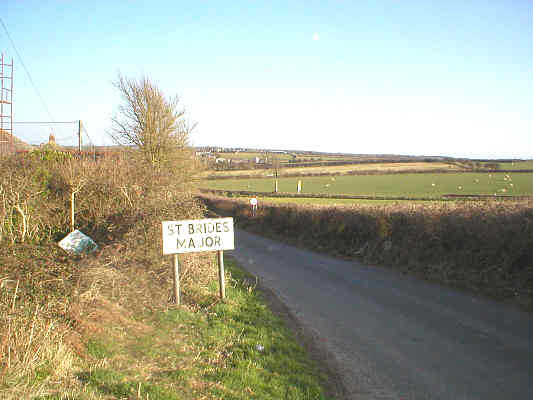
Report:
1,53,14,154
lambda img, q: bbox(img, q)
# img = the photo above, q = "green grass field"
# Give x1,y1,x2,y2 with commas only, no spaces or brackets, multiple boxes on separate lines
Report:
496,160,533,170
259,197,431,206
202,172,533,198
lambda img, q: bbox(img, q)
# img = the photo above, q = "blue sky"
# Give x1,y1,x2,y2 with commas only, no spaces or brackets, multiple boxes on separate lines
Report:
2,0,533,158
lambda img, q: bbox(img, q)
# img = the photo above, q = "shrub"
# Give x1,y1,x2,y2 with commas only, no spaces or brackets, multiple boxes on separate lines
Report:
0,150,208,395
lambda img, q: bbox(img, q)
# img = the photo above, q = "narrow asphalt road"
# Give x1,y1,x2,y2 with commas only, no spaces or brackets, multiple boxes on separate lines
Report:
228,229,533,400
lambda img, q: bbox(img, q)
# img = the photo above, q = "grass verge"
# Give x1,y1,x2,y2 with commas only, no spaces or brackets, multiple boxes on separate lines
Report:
40,257,330,400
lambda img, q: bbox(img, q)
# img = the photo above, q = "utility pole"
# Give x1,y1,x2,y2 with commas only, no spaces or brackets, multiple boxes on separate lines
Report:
78,119,82,153
271,152,279,193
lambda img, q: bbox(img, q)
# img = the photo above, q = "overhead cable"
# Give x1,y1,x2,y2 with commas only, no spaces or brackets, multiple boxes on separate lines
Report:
0,17,57,131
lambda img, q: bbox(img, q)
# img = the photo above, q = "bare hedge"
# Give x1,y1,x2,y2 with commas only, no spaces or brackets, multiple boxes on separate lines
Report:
200,194,533,309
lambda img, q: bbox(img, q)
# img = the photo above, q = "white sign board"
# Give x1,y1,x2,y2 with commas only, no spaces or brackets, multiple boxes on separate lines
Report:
162,217,234,255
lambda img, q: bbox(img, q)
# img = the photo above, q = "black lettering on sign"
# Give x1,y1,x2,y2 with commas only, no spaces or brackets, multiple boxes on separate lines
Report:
188,238,195,248
188,224,194,234
177,238,187,249
223,221,230,232
167,223,182,235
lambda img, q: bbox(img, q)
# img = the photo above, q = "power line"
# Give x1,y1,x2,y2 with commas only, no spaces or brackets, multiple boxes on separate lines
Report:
0,17,57,129
81,123,95,146
13,121,78,124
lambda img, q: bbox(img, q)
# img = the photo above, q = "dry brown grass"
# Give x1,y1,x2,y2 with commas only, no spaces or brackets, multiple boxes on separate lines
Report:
0,151,211,397
0,269,76,399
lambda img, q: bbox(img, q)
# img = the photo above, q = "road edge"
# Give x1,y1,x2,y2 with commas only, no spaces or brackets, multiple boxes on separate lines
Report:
226,255,351,400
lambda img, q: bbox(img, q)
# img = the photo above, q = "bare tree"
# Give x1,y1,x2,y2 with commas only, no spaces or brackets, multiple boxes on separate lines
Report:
109,73,195,167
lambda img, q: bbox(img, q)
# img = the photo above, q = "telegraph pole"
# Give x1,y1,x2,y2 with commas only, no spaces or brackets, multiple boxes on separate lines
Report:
78,119,82,152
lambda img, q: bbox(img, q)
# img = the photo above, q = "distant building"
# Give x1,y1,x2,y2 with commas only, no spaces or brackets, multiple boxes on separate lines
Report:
40,132,63,150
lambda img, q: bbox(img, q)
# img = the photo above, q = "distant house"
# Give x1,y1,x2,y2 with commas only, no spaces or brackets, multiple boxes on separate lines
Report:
40,132,64,151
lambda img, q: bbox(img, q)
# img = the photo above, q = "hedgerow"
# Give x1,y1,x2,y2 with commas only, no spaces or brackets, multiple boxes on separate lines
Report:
200,194,533,309
0,152,207,396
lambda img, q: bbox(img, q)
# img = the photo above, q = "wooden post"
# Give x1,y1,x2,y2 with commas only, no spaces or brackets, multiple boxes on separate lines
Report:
217,250,225,299
173,253,180,304
70,191,75,231
78,120,82,153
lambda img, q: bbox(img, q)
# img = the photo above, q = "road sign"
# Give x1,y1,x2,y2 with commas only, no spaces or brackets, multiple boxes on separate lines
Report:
162,217,234,255
162,217,235,304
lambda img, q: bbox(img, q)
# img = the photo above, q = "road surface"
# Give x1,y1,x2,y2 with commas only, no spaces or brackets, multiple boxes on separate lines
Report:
228,229,533,400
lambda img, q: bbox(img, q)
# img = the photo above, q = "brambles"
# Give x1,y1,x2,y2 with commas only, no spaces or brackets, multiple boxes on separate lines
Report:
0,151,207,396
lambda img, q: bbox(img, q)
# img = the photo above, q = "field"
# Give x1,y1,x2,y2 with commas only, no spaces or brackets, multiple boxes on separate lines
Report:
214,151,295,161
498,160,533,170
202,161,463,178
255,197,438,206
202,172,533,198
208,151,380,163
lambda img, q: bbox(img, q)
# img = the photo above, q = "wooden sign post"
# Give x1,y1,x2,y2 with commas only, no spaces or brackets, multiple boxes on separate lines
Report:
173,253,180,305
218,250,225,299
162,218,234,304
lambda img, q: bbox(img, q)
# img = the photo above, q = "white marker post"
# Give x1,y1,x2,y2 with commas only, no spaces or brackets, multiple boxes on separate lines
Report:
249,196,258,216
162,217,234,304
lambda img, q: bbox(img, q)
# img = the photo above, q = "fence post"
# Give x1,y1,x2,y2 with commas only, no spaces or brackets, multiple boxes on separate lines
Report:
70,191,75,231
218,250,225,299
